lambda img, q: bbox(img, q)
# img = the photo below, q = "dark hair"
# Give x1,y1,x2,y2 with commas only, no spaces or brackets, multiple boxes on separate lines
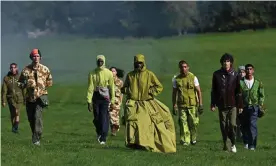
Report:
110,66,125,78
8,63,18,75
178,60,189,68
10,63,17,67
245,64,254,69
220,53,234,64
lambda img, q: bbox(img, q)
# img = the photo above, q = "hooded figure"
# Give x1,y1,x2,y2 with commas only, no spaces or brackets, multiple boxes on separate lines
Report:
121,54,176,153
87,55,115,145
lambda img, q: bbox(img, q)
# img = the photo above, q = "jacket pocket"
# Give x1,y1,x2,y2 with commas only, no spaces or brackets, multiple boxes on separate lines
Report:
149,111,163,124
15,92,24,103
125,99,138,121
189,96,196,106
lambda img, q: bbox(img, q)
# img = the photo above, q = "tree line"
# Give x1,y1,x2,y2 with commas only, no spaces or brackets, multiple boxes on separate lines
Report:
2,1,276,38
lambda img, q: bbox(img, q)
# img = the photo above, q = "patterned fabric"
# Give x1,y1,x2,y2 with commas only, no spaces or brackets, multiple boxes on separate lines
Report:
240,78,265,106
19,63,53,102
178,106,199,144
109,77,123,127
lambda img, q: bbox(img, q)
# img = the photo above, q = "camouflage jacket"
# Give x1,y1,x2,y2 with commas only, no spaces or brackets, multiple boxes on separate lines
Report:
1,72,25,104
19,63,53,102
114,77,123,104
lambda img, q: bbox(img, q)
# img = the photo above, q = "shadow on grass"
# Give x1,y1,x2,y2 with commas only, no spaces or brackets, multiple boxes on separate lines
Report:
55,131,89,137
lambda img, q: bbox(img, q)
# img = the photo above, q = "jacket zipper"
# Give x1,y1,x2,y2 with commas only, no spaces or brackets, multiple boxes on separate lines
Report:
12,76,15,95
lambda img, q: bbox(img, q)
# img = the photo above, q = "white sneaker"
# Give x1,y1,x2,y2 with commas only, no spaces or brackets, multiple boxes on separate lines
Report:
33,141,40,146
244,144,248,149
97,135,101,143
191,141,197,145
250,147,255,151
100,141,106,145
231,145,237,153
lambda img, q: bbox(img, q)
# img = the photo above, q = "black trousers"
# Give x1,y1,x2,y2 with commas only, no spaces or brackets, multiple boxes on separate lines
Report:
92,92,110,142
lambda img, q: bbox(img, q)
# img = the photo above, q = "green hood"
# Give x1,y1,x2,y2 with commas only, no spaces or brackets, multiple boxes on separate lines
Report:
134,54,147,71
97,55,106,69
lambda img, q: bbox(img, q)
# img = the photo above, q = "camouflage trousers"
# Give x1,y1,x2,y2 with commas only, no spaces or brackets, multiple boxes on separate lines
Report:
178,106,199,144
109,103,121,130
26,101,43,143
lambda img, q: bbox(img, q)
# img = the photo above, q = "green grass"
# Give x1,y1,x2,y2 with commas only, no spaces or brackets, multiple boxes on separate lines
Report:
1,29,276,166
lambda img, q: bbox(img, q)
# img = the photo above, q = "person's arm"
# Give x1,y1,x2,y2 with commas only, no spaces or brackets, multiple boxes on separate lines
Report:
210,73,216,108
194,76,203,106
109,72,115,105
119,79,124,103
172,77,177,107
235,74,243,109
87,72,94,104
1,78,7,106
258,80,265,106
149,72,163,97
121,74,129,95
46,68,53,87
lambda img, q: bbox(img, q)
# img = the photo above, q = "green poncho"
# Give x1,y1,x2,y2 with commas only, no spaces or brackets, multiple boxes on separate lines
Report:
122,54,176,153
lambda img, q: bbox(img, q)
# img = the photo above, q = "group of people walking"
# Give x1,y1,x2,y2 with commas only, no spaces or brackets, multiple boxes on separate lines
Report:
2,49,266,154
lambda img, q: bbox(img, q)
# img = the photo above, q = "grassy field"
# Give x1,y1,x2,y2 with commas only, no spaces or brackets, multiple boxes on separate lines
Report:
1,29,276,166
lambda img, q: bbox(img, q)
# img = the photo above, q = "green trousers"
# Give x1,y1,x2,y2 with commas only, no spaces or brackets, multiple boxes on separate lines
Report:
26,101,43,143
178,106,199,144
218,107,237,145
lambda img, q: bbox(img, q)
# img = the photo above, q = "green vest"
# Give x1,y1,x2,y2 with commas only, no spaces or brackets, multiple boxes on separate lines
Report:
240,78,264,106
174,72,196,107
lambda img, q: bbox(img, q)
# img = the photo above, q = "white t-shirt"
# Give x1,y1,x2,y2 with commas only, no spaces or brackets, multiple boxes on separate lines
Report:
244,77,254,89
172,75,199,88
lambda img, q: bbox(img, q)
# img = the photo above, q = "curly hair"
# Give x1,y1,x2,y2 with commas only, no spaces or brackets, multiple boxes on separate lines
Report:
220,53,234,64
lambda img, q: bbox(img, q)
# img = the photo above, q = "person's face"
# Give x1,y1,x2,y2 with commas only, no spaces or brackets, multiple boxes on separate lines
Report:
246,66,254,76
32,54,41,63
134,61,144,70
180,63,189,74
10,64,18,75
239,70,246,78
97,58,104,67
223,59,231,69
111,68,117,77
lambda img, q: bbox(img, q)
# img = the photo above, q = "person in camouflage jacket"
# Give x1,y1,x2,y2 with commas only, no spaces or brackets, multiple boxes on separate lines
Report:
1,63,25,133
18,48,53,146
109,67,124,136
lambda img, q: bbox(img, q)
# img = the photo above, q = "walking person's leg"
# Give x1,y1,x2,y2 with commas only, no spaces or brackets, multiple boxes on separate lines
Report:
33,101,43,145
228,107,237,152
99,100,110,144
249,106,258,150
26,102,36,143
93,99,101,141
218,109,228,150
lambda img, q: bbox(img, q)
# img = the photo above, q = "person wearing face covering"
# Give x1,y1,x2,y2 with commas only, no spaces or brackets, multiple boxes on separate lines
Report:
121,54,176,153
87,55,115,145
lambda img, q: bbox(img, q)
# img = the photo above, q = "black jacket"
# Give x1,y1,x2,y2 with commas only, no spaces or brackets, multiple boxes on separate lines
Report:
211,68,242,109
